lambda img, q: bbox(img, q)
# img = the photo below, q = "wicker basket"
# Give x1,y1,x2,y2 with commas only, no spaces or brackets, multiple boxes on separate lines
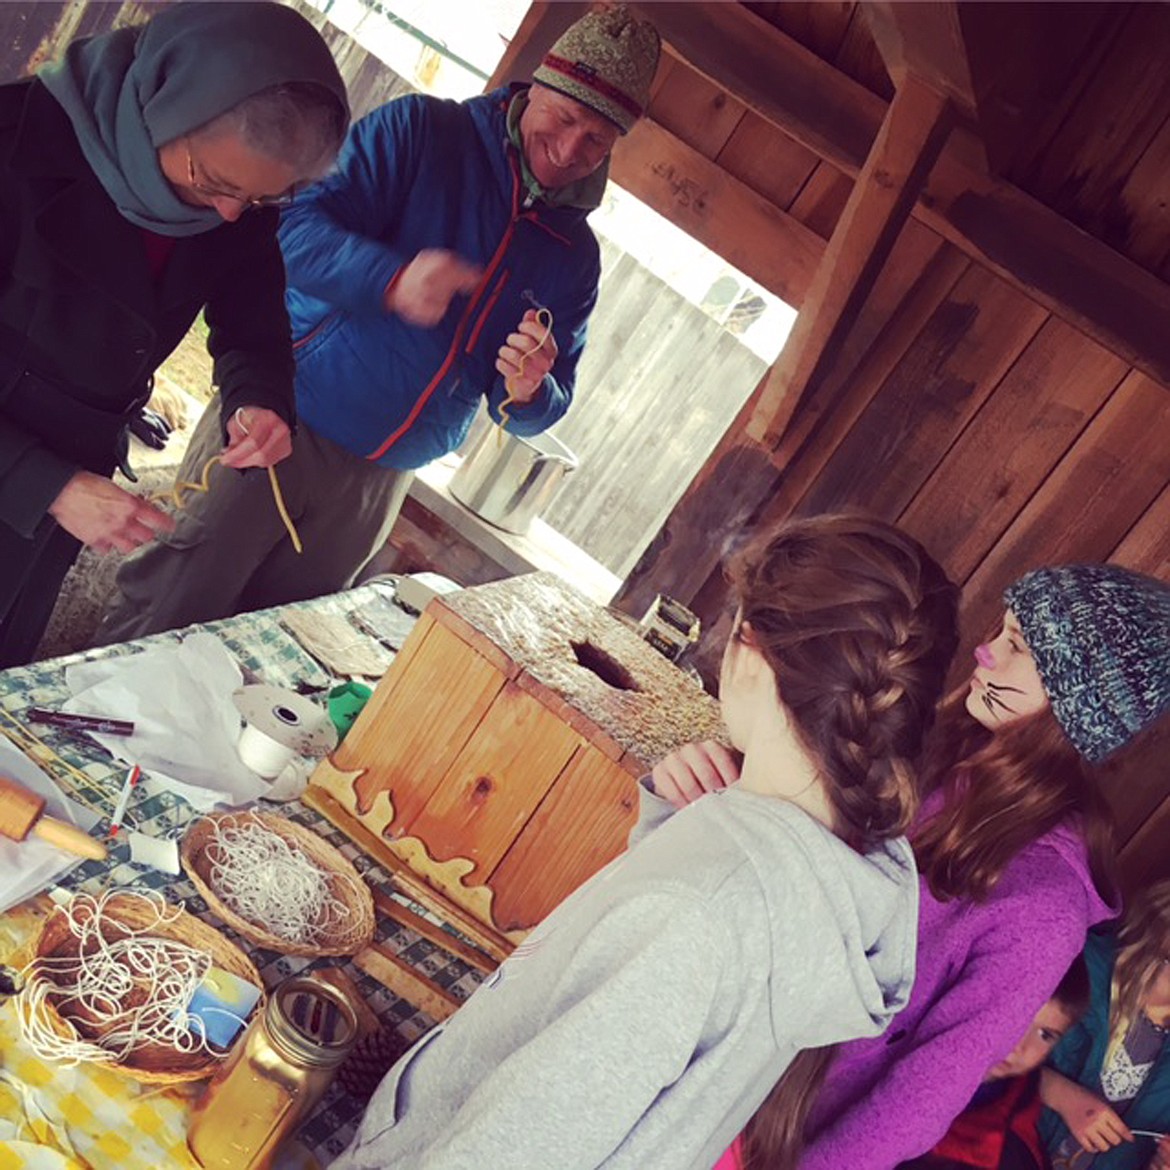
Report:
30,892,262,1084
181,810,375,957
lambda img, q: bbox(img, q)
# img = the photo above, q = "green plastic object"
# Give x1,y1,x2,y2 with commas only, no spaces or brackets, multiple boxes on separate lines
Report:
327,681,373,742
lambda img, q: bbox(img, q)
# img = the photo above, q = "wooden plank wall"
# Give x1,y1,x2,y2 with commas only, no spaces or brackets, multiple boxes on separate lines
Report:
602,19,1170,891
1007,2,1170,282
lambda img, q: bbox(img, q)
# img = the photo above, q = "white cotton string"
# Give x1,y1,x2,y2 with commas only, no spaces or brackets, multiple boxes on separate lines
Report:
203,819,364,947
16,889,217,1067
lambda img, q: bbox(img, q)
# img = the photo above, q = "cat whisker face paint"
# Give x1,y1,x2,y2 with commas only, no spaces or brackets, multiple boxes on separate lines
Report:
966,610,1050,730
984,681,1026,714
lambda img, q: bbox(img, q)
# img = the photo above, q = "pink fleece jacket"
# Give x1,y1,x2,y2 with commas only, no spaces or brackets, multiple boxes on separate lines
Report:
798,811,1116,1169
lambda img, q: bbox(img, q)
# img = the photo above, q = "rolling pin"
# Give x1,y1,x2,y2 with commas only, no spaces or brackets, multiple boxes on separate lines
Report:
0,774,108,861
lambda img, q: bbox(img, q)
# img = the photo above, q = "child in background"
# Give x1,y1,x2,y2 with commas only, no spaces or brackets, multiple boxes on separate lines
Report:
332,514,960,1170
1041,880,1170,1170
900,954,1091,1170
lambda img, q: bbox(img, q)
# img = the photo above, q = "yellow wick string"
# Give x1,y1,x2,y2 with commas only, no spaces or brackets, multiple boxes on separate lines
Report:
150,413,303,554
497,307,554,443
264,464,302,554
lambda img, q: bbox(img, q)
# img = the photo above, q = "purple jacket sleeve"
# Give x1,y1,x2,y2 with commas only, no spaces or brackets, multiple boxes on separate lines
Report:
800,854,1095,1170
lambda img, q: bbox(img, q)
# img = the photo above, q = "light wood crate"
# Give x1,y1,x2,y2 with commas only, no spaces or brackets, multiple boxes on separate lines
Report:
306,574,723,944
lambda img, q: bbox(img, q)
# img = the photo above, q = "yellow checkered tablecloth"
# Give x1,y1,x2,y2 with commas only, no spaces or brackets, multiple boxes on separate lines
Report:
0,900,205,1170
0,893,323,1170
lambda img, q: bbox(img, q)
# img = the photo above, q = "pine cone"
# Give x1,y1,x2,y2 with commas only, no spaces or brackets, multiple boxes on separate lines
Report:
336,1026,412,1101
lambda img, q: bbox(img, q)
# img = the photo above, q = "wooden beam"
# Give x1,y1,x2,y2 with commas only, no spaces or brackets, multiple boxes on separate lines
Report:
916,159,1170,387
609,119,825,307
486,0,589,90
863,2,978,111
861,2,987,172
627,1,884,175
746,75,954,447
627,1,1170,388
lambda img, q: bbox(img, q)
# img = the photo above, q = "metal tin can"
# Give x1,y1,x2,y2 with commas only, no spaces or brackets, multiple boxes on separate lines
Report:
639,594,701,662
187,976,359,1170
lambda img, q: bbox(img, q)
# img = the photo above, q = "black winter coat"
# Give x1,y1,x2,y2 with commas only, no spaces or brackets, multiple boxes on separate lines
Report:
0,78,296,663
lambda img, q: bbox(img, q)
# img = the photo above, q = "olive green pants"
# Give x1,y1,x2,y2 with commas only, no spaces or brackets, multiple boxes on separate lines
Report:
96,397,412,645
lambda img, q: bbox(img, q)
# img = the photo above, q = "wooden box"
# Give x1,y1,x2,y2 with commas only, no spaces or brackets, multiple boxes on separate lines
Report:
306,573,724,946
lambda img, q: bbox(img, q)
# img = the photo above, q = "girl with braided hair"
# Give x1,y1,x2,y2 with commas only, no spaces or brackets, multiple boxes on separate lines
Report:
332,513,960,1170
694,563,1170,1169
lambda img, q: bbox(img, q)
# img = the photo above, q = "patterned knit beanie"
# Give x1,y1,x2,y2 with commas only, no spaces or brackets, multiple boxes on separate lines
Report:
532,5,661,134
1004,564,1170,762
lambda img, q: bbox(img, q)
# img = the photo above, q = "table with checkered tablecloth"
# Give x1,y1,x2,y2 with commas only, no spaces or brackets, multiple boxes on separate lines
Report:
0,587,486,1170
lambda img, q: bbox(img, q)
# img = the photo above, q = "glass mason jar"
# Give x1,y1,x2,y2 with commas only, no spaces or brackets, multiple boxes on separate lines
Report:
188,976,359,1169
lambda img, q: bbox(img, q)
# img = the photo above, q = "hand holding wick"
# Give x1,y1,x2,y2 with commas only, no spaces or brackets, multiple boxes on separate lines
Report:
496,308,557,405
222,406,291,469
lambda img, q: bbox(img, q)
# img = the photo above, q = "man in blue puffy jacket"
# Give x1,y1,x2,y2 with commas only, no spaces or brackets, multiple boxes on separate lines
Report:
99,6,659,641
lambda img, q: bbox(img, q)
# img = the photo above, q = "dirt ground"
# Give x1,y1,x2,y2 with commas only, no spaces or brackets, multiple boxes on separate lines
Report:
158,314,215,406
36,322,211,662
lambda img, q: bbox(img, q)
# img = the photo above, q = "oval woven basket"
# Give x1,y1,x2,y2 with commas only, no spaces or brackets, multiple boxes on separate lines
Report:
181,810,375,957
30,892,262,1084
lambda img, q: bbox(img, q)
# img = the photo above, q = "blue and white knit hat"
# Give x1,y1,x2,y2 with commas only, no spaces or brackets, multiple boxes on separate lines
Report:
1004,564,1170,762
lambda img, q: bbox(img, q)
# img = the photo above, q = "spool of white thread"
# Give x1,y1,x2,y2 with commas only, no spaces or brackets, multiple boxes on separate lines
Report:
232,686,337,780
236,724,296,778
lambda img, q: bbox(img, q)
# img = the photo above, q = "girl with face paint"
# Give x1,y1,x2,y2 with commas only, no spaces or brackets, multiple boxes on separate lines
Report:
692,565,1170,1170
965,611,1050,729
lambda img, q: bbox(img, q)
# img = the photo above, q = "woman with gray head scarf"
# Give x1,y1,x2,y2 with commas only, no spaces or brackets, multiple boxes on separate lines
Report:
0,2,348,666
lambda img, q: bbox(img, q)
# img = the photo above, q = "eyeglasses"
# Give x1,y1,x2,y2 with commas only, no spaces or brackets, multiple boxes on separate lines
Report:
185,139,296,209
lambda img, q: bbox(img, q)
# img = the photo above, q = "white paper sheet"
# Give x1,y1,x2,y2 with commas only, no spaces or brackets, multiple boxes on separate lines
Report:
64,633,269,810
0,738,98,913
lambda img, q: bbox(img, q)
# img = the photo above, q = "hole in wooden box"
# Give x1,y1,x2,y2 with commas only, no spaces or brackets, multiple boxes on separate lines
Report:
570,641,641,692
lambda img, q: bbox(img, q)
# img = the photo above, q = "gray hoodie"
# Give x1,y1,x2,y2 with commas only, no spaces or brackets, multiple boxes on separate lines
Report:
333,785,918,1170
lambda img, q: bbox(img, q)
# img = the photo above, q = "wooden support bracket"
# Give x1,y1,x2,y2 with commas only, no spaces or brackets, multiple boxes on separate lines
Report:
747,74,955,449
